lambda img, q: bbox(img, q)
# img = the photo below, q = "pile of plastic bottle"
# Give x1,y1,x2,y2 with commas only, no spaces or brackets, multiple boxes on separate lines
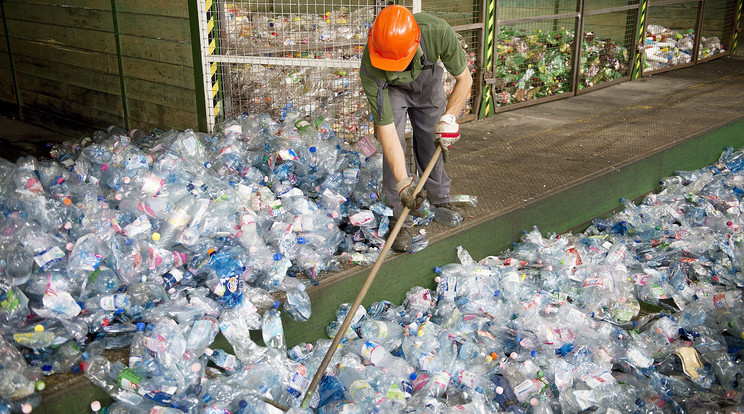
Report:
0,117,742,413
222,6,375,54
494,27,630,106
643,24,726,72
579,31,629,90
97,145,743,413
0,111,463,412
642,24,696,72
226,42,476,146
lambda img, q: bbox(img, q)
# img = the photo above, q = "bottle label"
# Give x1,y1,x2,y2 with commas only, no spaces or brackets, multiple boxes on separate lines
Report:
34,246,65,271
432,371,450,391
118,368,142,390
650,284,668,299
1,288,19,312
278,148,298,161
162,268,184,290
513,378,541,402
361,341,380,361
25,177,45,194
385,382,406,400
632,273,648,285
129,355,142,367
443,276,457,301
285,364,309,397
89,268,102,283
99,295,117,310
374,321,388,339
583,277,607,287
580,369,613,388
357,135,377,157
349,210,375,226
221,354,237,371
349,379,371,400
140,174,164,197
713,291,739,309
412,373,429,391
343,167,360,182
453,194,471,203
167,207,190,228
457,370,476,388
294,119,312,131
418,354,436,371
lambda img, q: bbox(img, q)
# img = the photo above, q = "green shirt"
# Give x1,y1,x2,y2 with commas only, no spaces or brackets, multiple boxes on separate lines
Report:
360,12,467,126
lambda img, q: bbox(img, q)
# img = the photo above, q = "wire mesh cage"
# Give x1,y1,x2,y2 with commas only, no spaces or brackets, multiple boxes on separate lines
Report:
699,0,737,61
493,16,578,107
497,0,579,20
578,5,638,91
207,1,380,141
200,0,481,141
427,1,482,119
584,0,641,12
643,0,701,73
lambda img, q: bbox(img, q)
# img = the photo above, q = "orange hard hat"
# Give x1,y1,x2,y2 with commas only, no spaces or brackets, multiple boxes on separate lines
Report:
368,5,420,71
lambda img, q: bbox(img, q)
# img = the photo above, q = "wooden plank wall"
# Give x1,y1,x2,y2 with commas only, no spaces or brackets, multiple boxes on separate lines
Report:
0,0,199,138
0,4,18,107
117,0,198,133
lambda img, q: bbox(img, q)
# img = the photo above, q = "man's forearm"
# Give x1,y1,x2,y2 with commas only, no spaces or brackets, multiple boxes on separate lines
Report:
443,70,473,118
377,122,409,181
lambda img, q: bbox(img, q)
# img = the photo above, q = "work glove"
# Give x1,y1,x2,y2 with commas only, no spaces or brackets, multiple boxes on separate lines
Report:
435,115,460,163
396,176,427,211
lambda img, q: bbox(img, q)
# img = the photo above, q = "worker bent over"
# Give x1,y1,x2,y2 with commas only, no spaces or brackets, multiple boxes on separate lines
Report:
360,5,473,251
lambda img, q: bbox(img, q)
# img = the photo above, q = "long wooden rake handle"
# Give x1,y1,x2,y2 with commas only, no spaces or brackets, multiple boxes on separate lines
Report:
300,146,442,408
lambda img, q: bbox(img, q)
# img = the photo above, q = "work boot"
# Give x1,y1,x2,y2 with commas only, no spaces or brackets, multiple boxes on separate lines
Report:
389,225,413,252
433,202,466,218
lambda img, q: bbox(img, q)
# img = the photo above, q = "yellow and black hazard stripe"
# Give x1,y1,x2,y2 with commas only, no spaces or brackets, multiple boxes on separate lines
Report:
631,0,648,80
206,0,223,122
732,0,743,56
478,0,496,119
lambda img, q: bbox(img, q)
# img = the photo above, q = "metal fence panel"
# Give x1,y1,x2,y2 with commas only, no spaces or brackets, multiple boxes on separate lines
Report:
643,0,701,73
699,0,737,61
493,16,578,107
578,7,638,91
197,0,482,141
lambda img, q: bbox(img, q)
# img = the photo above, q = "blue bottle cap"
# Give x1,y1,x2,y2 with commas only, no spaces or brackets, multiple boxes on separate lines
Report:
531,350,536,357
273,253,283,261
434,266,442,274
297,237,306,244
274,300,281,308
309,146,317,153
409,372,417,380
136,322,146,331
239,400,248,408
42,364,52,372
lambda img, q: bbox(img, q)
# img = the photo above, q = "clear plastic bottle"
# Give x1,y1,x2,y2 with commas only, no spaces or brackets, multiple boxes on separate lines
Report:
433,205,464,227
128,322,148,374
358,341,416,382
262,305,287,353
152,194,200,248
284,283,311,322
83,293,131,312
204,347,244,375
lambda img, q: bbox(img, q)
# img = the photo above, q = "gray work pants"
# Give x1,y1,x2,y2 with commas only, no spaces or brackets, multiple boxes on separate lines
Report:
383,64,451,220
